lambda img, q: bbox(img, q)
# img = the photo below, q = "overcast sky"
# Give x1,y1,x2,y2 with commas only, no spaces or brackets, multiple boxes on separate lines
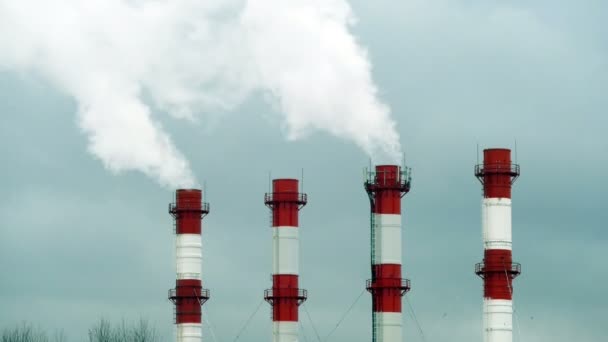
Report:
1,1,607,341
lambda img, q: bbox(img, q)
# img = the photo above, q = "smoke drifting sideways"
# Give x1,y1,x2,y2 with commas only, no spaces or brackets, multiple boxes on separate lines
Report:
0,0,402,188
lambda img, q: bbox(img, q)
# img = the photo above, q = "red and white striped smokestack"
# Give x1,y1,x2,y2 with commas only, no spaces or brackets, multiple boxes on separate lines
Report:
364,165,411,342
475,149,521,342
168,189,210,342
264,179,308,342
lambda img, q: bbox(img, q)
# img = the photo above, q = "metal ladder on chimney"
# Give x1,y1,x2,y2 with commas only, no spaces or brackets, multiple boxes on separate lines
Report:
370,212,378,342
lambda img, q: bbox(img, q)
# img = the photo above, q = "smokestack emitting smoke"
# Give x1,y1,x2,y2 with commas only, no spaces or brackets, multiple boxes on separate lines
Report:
364,165,412,342
0,0,402,188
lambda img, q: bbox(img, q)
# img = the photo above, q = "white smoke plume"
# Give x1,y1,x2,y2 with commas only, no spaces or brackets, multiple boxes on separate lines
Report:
0,0,401,188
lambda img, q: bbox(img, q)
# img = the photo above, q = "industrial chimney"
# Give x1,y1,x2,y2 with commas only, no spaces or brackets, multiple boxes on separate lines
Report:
168,189,210,342
264,179,308,342
364,165,412,342
474,149,521,342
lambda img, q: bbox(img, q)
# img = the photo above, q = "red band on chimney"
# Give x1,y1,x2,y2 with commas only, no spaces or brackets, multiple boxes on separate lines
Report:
175,189,202,234
174,279,203,324
372,165,403,214
271,179,302,227
370,264,404,312
271,275,300,321
483,249,515,300
482,149,513,199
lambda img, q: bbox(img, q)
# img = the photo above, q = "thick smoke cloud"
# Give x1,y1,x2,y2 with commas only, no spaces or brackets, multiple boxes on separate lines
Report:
0,0,401,188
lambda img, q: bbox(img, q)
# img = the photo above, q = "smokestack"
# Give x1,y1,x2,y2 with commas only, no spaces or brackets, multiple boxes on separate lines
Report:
264,179,308,342
168,189,210,342
474,149,521,342
364,165,411,342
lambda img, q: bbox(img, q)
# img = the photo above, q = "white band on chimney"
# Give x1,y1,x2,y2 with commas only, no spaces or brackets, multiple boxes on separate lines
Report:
177,323,202,342
272,322,298,342
176,234,202,280
272,227,299,275
483,299,513,342
374,312,402,342
373,214,402,265
482,199,512,250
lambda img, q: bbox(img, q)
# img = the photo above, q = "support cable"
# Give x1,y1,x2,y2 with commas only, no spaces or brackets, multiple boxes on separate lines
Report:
302,303,322,342
299,320,311,342
202,307,222,342
404,294,428,342
323,289,366,342
513,306,524,342
503,266,523,342
232,299,264,342
425,295,457,336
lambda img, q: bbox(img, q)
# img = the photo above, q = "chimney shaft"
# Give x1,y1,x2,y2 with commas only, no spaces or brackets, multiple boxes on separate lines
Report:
264,179,308,342
474,149,521,342
168,189,210,342
364,165,411,342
